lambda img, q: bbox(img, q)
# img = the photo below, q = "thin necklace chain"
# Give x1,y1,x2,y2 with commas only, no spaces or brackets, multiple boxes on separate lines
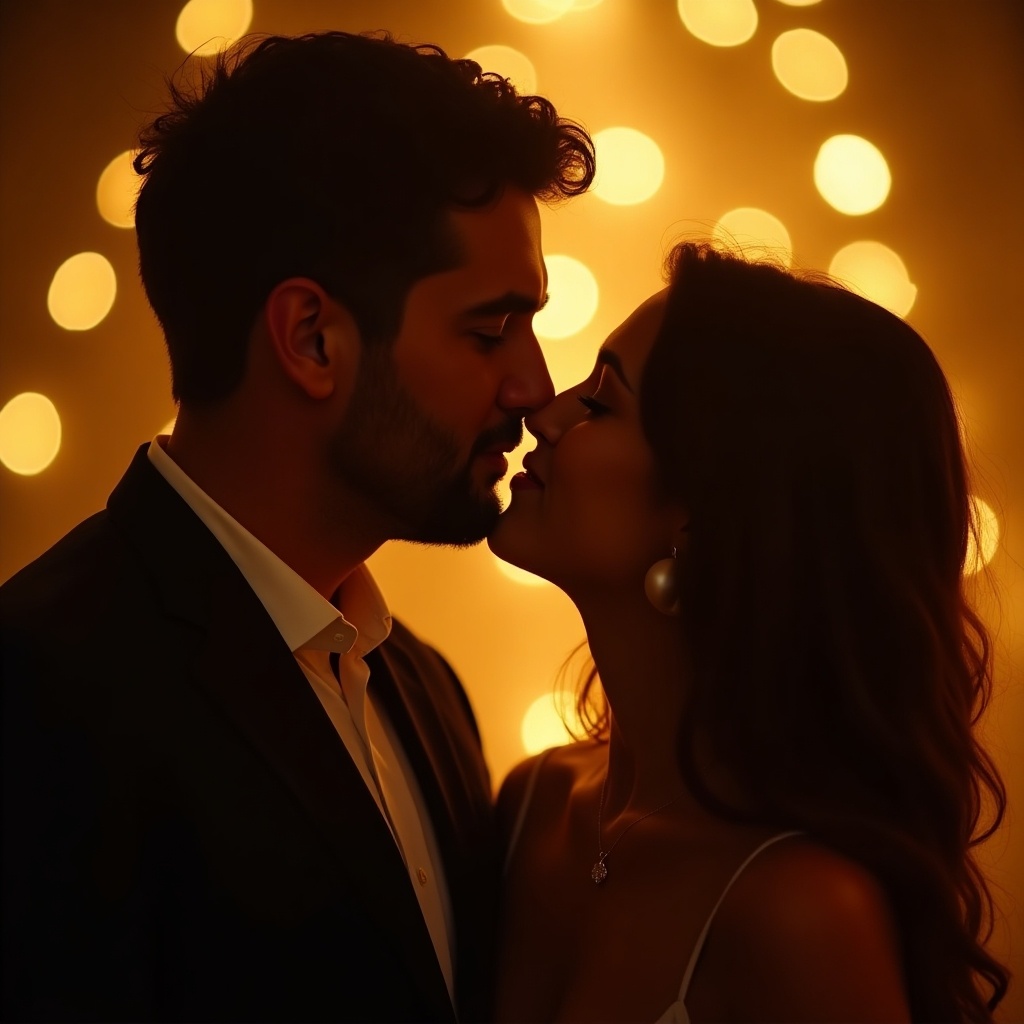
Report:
591,771,680,885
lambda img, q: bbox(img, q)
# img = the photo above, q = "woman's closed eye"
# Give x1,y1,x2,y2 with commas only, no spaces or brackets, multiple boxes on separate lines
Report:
469,312,514,348
471,330,504,348
578,394,611,417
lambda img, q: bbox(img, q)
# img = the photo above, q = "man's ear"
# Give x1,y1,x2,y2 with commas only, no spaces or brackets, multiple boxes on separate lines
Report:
263,278,361,401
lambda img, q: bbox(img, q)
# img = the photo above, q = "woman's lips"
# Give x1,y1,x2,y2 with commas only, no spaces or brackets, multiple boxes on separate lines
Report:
509,467,544,490
519,453,545,488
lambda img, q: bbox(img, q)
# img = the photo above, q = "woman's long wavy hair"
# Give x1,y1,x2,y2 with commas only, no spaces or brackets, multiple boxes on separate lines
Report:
578,242,1007,1019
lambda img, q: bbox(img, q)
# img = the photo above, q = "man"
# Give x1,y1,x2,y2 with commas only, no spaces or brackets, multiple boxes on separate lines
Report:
0,31,594,1022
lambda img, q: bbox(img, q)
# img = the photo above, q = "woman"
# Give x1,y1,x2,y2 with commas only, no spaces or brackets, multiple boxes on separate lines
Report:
489,242,1008,1022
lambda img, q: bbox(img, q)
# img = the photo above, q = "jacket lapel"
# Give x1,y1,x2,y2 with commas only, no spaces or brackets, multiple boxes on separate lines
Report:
106,445,455,1019
368,641,499,1019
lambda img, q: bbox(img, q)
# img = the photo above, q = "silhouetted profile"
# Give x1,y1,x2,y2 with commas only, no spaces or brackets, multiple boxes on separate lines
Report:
1,29,594,1022
491,242,1008,1022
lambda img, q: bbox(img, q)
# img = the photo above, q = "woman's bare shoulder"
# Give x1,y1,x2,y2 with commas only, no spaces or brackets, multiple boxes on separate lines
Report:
496,740,602,839
706,837,911,1021
724,837,894,927
496,751,547,833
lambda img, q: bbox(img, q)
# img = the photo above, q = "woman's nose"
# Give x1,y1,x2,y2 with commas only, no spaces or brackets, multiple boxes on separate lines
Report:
524,384,586,446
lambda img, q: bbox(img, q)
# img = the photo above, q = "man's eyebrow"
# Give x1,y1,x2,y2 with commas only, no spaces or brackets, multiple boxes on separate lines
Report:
463,291,550,317
597,349,634,393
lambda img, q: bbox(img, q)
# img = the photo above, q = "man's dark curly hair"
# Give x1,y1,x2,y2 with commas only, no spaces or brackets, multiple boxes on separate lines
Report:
133,31,596,405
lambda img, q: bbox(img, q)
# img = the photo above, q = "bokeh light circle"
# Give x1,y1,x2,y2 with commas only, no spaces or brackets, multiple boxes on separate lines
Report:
176,0,253,56
677,0,758,47
464,45,537,94
593,127,665,206
712,207,793,265
534,255,599,340
814,134,892,215
96,150,141,229
47,252,117,331
520,693,574,754
828,241,917,317
0,392,62,475
771,29,848,101
502,0,573,25
965,497,1000,575
543,339,604,396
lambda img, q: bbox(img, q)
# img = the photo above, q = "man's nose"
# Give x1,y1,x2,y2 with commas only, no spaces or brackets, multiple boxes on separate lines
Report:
497,335,555,413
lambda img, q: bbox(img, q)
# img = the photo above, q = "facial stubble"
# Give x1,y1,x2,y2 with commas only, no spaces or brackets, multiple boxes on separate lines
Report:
328,344,517,545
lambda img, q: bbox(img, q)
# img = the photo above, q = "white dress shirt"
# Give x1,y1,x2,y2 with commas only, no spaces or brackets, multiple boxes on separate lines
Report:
147,437,455,1002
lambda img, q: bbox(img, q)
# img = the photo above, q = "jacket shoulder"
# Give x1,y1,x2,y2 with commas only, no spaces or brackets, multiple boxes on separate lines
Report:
0,511,124,624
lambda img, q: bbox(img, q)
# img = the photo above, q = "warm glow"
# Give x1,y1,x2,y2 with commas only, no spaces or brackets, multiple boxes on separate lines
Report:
0,392,62,476
712,207,793,265
774,0,822,6
520,693,575,754
534,255,599,339
176,0,253,56
494,553,550,588
160,416,177,437
771,29,848,101
828,241,917,317
965,497,1000,574
544,339,605,396
496,443,527,511
464,45,537,94
96,150,141,228
501,0,573,25
814,134,892,215
47,252,117,331
592,127,665,206
677,0,758,47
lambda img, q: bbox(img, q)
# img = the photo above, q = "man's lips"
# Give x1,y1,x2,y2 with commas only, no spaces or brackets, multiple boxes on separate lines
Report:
474,422,522,465
475,419,524,459
476,428,523,478
477,450,509,476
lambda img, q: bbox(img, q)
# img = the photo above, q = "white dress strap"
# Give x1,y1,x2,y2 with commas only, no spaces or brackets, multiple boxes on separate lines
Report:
676,830,803,1003
502,747,556,876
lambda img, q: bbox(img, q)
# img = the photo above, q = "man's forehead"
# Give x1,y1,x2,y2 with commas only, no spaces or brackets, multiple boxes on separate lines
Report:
462,291,550,317
415,190,546,311
446,187,541,245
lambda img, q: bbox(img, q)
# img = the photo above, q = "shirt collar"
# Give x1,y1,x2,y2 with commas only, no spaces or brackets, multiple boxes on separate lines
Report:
148,436,392,656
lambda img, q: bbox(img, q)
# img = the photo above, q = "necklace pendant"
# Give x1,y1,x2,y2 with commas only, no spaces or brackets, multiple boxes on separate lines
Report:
591,856,608,885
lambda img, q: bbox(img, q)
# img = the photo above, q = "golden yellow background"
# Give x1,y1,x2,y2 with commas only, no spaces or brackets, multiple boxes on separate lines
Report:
1,0,1021,1015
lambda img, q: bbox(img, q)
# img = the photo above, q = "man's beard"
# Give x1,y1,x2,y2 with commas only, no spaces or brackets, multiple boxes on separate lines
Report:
328,344,521,546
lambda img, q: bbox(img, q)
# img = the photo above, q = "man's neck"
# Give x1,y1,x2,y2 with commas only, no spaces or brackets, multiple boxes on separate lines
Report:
164,422,382,600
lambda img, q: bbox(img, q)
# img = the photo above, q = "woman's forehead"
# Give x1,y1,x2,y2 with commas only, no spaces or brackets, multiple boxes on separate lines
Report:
602,288,670,380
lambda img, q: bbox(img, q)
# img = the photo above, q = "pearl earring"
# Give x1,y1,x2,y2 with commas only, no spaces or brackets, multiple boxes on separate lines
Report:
644,546,680,615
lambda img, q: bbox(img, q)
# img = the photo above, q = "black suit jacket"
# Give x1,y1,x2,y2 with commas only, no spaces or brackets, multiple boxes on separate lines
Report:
1,445,498,1022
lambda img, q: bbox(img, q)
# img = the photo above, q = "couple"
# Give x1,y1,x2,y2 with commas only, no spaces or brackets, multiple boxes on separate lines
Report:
0,30,1007,1023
